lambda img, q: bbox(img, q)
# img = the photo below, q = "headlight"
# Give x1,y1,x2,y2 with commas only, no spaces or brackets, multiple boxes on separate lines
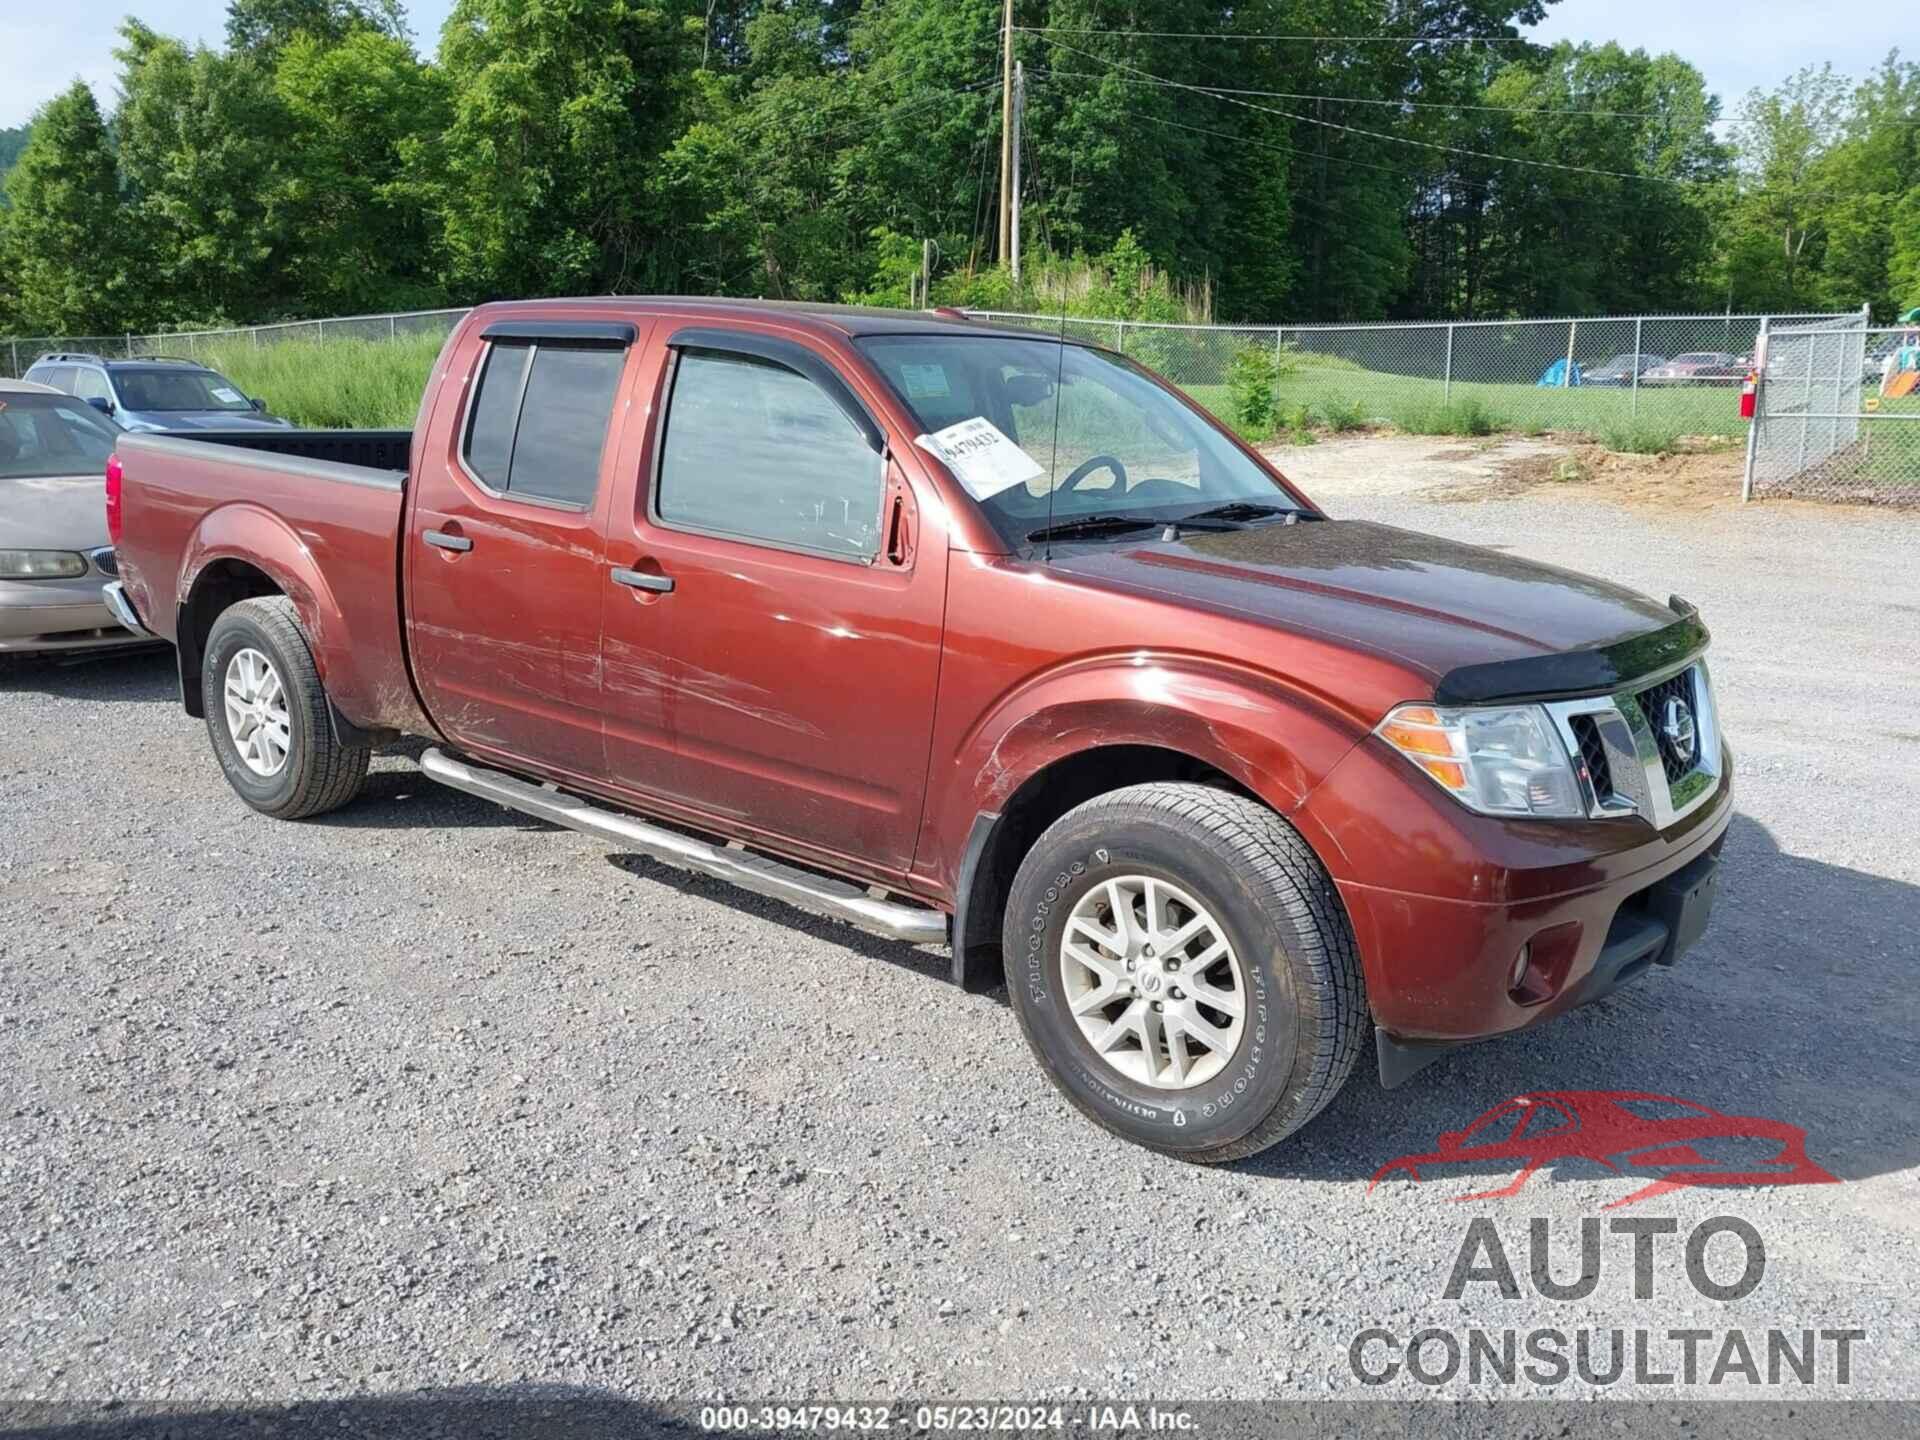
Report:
1377,702,1585,818
0,549,89,579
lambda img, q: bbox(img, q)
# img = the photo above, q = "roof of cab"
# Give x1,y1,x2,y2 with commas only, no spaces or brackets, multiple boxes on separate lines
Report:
0,378,60,394
468,296,1069,344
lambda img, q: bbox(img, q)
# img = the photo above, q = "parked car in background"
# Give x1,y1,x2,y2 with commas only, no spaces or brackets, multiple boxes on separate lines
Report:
0,379,150,657
106,298,1731,1165
1583,353,1668,387
22,353,292,433
1640,352,1747,386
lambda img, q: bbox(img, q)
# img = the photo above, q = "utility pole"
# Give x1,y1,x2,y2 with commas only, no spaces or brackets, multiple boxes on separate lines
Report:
1010,61,1024,283
998,0,1014,266
921,238,932,309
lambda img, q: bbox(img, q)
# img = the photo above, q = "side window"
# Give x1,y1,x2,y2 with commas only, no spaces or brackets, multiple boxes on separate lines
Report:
73,369,112,403
460,342,623,508
656,350,884,561
31,366,76,393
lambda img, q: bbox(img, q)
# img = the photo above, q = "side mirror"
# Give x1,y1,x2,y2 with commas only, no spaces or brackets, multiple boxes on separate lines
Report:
86,396,113,414
250,396,266,412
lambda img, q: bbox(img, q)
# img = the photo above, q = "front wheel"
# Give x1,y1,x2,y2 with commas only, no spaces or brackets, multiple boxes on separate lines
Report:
1003,782,1365,1163
202,596,369,819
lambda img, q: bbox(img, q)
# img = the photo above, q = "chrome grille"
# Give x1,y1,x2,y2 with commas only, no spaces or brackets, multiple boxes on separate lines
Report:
1632,669,1699,784
1567,713,1614,802
89,546,119,577
1545,658,1720,828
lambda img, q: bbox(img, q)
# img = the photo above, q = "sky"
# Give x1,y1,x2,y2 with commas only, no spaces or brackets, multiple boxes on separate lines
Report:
0,0,1902,131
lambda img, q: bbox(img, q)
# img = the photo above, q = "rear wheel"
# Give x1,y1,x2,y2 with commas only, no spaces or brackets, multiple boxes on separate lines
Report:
202,596,369,819
1003,782,1365,1163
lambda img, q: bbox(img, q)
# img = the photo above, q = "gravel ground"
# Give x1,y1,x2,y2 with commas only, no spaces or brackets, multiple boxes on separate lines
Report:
2,442,1917,1426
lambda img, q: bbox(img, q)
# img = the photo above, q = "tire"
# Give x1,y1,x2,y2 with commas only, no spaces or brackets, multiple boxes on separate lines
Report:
1003,782,1365,1163
201,596,369,820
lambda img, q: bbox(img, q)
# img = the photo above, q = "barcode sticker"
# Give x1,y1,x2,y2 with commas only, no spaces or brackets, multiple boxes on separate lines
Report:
914,417,1044,501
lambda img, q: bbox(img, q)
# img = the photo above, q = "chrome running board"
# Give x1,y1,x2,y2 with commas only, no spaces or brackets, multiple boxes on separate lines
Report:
419,747,948,945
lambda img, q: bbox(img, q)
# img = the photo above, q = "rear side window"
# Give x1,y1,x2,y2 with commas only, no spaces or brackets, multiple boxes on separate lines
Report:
461,342,625,508
29,366,76,392
655,350,884,560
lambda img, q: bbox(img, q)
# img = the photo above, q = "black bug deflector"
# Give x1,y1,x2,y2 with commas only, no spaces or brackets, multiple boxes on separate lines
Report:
1433,610,1710,706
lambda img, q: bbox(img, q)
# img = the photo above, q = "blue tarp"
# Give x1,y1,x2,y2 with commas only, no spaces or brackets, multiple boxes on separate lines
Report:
1538,359,1583,387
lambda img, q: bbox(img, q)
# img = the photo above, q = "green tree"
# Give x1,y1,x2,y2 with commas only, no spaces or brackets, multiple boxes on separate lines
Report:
435,0,701,298
226,0,410,53
0,123,32,205
114,20,292,323
273,29,451,311
1716,66,1850,311
0,84,134,332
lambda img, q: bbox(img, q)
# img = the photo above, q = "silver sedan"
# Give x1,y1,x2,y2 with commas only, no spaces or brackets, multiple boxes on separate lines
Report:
0,379,152,656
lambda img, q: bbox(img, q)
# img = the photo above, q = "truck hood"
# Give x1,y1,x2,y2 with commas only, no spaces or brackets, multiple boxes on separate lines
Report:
1045,519,1681,685
0,472,110,550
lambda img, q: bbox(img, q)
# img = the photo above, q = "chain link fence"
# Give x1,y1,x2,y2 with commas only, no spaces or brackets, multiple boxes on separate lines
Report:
0,307,472,379
16,301,1910,504
1747,319,1920,505
966,309,1859,446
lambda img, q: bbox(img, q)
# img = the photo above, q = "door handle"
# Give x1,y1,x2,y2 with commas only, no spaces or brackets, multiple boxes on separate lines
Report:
424,529,473,553
611,566,675,594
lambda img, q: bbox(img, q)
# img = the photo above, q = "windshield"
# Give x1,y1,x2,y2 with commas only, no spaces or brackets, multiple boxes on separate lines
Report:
857,334,1303,546
113,367,255,412
0,391,120,479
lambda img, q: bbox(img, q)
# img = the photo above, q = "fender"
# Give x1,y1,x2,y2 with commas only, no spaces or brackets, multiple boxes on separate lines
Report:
176,502,420,736
925,650,1371,888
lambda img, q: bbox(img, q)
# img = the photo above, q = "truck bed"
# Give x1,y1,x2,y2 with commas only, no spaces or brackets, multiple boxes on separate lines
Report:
166,428,412,473
112,429,430,736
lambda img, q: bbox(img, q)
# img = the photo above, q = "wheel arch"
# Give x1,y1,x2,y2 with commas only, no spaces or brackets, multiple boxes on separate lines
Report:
177,556,288,718
952,742,1282,991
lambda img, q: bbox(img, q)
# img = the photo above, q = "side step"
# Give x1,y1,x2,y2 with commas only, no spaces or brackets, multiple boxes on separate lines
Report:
418,747,948,946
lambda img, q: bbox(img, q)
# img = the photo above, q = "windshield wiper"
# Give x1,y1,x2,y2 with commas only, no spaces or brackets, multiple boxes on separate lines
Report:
1180,501,1301,523
1025,514,1164,543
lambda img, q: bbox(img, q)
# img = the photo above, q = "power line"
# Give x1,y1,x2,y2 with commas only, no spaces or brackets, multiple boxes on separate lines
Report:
1026,73,1521,202
1034,67,1757,126
1015,26,1541,44
1036,37,1721,187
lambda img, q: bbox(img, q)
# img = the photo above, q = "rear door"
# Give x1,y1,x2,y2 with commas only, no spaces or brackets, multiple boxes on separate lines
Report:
405,318,649,783
598,324,946,879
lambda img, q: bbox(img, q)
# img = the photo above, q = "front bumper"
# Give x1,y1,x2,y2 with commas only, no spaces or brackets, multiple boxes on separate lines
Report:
1295,731,1734,1084
1370,834,1727,1086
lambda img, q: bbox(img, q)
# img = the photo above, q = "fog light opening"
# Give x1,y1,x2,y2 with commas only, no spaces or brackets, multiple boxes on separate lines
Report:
1508,944,1532,992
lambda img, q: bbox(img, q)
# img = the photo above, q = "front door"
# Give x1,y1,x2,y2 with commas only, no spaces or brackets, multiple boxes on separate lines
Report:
599,328,946,879
406,321,647,783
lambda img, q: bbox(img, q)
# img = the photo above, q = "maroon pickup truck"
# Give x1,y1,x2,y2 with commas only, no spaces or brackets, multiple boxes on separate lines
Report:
104,298,1730,1163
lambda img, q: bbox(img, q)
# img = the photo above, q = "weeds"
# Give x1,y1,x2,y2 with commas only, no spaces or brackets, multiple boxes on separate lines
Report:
1226,342,1280,440
1600,422,1682,455
198,333,446,428
1321,397,1368,433
1390,398,1508,437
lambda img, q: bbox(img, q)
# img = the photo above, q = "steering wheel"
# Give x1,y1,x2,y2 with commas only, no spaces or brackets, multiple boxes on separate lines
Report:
1063,454,1129,492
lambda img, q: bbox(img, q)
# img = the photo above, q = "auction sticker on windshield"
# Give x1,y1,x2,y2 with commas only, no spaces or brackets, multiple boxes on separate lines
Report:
916,417,1044,501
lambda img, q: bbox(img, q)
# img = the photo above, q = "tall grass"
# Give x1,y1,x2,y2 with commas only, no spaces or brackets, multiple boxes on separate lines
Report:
198,333,445,428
